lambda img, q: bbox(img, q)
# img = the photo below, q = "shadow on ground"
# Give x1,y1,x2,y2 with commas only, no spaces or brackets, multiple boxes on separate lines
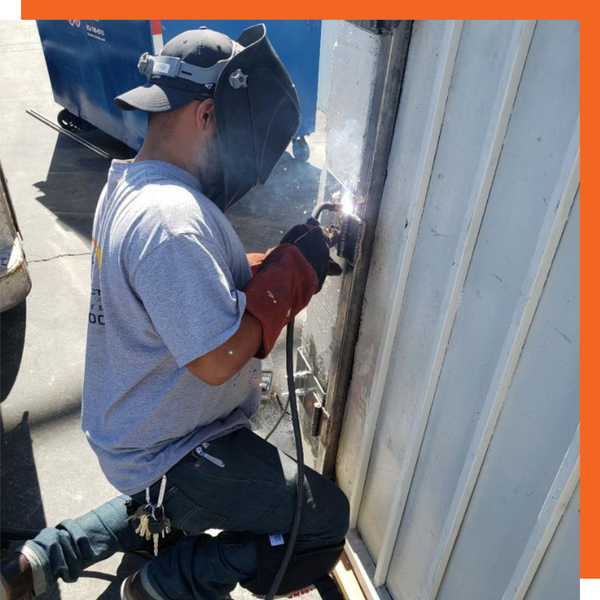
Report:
30,128,129,243
0,412,46,536
91,553,149,600
1,301,27,403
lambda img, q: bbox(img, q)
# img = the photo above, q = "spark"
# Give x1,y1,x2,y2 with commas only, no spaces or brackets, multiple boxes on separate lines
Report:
341,190,354,215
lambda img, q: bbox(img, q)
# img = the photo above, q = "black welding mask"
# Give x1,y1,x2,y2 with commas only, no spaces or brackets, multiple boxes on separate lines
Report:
116,23,301,211
213,24,301,210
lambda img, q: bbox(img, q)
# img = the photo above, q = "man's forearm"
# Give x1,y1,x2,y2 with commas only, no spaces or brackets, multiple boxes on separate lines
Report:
185,311,263,386
188,223,332,385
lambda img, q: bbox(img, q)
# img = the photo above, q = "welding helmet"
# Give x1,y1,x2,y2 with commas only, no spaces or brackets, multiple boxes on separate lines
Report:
115,24,301,210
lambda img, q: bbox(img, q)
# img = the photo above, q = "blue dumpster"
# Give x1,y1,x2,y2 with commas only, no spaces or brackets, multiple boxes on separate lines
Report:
36,20,321,157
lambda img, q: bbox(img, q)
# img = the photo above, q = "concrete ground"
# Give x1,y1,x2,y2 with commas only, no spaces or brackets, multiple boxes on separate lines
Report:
0,20,325,600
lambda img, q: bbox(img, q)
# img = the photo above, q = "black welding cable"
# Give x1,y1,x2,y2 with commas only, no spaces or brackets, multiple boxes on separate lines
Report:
265,320,305,600
266,202,343,599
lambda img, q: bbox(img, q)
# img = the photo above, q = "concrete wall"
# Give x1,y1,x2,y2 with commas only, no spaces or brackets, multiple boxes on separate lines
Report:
335,20,580,600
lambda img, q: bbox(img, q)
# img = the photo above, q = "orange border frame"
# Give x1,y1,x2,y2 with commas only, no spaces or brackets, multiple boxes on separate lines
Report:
579,16,590,578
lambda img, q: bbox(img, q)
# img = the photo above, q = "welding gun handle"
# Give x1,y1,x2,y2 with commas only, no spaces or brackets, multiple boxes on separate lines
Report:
306,219,343,274
310,201,343,222
306,217,340,249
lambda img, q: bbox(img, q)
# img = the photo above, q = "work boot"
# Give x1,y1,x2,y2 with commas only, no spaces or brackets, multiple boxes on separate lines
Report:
120,570,154,600
0,552,34,600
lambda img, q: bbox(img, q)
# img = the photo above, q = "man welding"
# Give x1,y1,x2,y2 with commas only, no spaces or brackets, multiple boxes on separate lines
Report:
1,24,348,600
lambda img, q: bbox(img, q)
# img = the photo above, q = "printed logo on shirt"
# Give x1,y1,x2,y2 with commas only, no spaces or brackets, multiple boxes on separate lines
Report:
89,287,105,326
92,238,103,269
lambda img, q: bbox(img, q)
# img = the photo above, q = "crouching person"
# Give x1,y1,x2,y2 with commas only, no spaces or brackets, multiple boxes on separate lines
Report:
1,24,348,600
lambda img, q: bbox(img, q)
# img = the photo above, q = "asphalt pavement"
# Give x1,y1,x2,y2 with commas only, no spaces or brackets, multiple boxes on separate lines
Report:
0,20,325,600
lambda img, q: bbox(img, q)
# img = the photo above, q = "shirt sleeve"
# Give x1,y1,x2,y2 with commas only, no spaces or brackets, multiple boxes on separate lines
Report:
133,233,247,368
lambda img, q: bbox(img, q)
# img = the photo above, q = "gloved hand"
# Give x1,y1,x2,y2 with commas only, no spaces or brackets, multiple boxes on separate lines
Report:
280,218,343,291
243,220,342,358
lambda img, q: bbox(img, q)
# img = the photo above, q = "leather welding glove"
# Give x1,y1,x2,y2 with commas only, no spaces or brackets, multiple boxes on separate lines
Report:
243,222,336,358
280,219,343,290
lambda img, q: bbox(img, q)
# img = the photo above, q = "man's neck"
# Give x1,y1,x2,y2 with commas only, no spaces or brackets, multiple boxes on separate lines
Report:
134,141,195,180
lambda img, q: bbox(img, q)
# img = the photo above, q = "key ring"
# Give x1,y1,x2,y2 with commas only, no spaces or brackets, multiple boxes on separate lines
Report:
145,474,167,519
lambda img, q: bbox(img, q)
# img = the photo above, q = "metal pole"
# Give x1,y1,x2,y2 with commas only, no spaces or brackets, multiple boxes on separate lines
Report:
26,109,113,160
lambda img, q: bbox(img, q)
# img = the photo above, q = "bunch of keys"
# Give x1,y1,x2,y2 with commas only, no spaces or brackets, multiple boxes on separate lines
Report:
147,504,172,556
126,475,171,556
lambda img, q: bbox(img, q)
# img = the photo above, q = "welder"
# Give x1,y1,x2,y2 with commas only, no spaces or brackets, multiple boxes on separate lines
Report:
1,24,349,600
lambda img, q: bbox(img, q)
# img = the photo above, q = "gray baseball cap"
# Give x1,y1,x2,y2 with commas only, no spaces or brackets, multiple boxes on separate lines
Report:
115,27,241,112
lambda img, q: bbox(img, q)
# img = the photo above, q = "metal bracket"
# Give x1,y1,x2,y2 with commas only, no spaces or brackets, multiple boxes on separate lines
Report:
295,348,328,437
260,370,273,401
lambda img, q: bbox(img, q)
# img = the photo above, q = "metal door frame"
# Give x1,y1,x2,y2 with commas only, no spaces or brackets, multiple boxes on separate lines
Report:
316,20,413,476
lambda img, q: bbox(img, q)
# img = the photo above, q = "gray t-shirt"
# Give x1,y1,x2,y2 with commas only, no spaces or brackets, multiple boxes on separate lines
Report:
82,159,260,495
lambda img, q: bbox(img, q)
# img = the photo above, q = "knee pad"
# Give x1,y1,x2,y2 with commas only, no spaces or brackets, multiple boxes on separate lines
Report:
241,533,344,597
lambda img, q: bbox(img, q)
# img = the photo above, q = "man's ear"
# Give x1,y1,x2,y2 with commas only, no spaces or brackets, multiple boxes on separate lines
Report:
195,98,215,131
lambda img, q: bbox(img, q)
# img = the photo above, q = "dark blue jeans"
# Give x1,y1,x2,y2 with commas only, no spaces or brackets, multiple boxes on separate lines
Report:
19,427,349,599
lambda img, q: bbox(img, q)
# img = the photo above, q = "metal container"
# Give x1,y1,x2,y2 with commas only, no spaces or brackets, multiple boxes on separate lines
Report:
36,20,152,150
